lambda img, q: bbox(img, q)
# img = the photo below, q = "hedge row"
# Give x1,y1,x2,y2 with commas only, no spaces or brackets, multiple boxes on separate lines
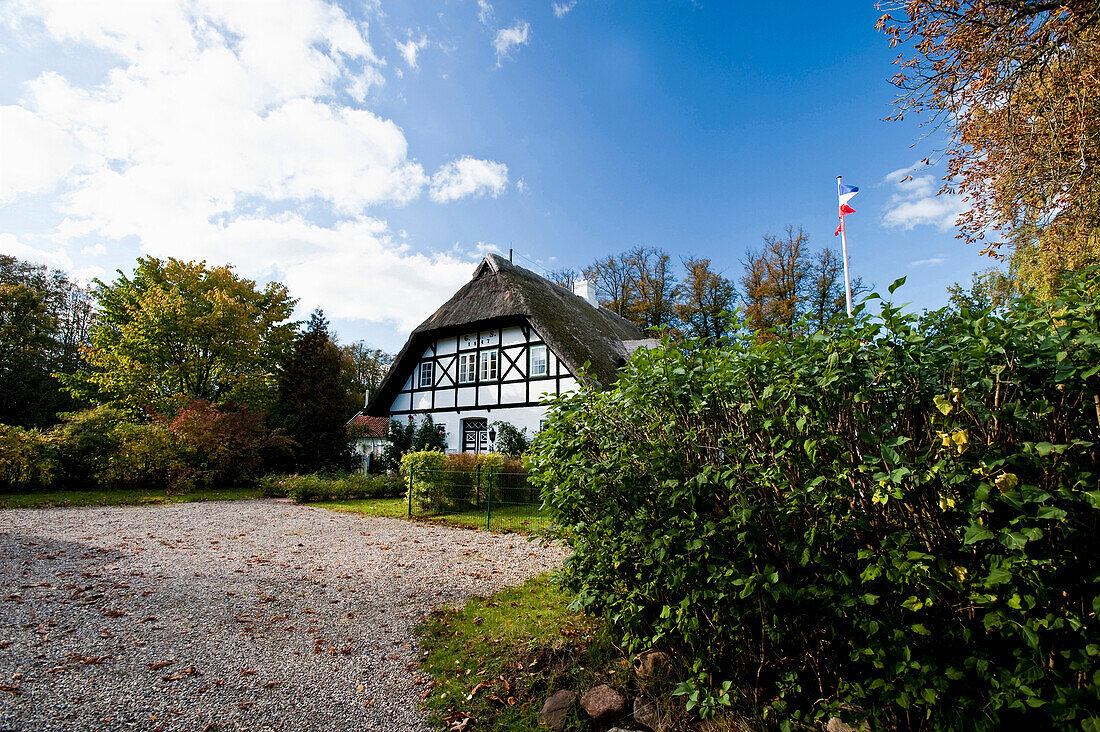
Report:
262,472,405,502
0,401,291,492
531,271,1100,730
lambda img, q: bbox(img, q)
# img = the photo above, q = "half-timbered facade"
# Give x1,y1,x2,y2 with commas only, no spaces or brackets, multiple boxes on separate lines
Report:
366,254,652,453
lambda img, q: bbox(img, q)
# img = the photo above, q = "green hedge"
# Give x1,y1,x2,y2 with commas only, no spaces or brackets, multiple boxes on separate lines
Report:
264,472,406,502
530,272,1100,730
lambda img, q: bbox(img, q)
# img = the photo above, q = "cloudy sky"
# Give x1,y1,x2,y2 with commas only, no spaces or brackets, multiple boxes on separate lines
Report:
0,0,993,351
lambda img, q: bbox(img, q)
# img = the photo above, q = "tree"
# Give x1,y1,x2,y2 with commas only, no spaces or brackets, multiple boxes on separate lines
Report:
340,341,393,412
878,0,1100,286
630,246,680,330
413,414,447,452
66,257,297,415
546,267,579,290
947,268,1017,314
805,248,868,332
583,252,638,320
381,418,416,472
741,227,866,338
675,257,738,343
741,226,812,336
272,310,352,472
491,421,530,456
0,255,91,427
583,246,680,329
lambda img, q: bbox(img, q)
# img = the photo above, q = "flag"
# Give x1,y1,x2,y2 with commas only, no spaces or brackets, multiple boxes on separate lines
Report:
835,182,858,236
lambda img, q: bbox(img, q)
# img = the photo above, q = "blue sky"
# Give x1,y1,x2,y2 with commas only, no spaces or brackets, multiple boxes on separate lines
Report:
0,0,994,352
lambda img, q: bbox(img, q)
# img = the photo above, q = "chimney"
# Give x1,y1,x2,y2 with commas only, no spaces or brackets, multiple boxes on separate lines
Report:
363,389,371,408
573,279,598,306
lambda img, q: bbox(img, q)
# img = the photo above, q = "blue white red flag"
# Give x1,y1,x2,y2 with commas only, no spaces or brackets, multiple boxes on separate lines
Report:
835,181,858,236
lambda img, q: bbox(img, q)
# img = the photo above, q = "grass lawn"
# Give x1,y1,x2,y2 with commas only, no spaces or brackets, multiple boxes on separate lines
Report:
308,496,409,519
312,497,549,533
416,573,622,732
0,486,265,510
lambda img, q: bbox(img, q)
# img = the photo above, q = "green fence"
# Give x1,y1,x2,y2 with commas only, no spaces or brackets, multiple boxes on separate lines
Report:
406,468,549,533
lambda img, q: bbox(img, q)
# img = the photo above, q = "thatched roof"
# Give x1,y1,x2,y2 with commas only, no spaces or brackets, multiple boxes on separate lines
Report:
366,254,645,416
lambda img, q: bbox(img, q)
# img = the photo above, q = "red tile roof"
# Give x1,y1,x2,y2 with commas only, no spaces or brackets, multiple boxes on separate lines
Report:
347,414,390,438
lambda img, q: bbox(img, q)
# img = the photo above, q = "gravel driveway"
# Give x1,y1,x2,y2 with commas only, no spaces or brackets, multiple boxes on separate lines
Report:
0,499,569,731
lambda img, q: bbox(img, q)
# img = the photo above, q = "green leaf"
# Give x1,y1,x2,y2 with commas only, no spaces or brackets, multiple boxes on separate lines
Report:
964,523,994,544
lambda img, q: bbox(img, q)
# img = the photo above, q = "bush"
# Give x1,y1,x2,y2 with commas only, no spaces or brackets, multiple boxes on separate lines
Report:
0,424,56,491
530,272,1100,730
167,400,295,487
274,472,406,503
490,420,530,455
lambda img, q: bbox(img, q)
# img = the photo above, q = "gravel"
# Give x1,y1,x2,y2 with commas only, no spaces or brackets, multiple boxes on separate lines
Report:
0,499,570,731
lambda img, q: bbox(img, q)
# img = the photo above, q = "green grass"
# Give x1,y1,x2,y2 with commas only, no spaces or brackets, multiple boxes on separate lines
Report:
0,486,265,510
417,573,622,731
308,496,409,518
311,497,548,533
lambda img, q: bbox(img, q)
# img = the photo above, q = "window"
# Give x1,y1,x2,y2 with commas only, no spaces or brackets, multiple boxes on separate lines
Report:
418,361,433,388
539,419,549,432
458,352,477,384
479,349,499,382
530,344,548,377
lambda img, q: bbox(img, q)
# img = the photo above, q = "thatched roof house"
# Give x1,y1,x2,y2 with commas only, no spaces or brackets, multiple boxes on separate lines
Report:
365,254,652,453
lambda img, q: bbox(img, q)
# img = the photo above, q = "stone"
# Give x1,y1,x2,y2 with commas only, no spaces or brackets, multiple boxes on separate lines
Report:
633,696,660,730
580,684,627,720
826,718,865,732
633,650,672,679
539,690,576,731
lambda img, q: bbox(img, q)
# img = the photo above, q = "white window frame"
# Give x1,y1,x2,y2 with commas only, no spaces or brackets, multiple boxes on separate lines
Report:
530,344,548,377
458,352,477,384
479,349,499,382
418,361,433,388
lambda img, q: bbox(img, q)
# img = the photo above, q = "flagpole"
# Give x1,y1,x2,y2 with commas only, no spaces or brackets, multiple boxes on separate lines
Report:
837,175,853,318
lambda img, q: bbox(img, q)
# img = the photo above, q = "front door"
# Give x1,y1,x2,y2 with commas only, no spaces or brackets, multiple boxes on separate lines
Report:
461,418,488,454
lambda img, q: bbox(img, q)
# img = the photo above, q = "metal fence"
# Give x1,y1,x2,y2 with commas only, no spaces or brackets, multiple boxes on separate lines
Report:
405,468,550,533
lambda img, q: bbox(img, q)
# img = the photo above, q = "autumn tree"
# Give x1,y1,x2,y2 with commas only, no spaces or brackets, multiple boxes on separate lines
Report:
271,310,352,472
878,0,1100,291
66,257,297,416
583,252,637,320
583,246,679,329
675,257,738,343
741,227,865,338
631,247,680,329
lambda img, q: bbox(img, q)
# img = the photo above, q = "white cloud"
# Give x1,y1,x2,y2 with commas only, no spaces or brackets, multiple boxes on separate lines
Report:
430,157,509,203
516,177,528,194
882,163,967,231
552,1,577,18
395,33,429,70
493,21,530,65
909,256,947,267
477,0,495,26
0,232,73,270
0,0,498,331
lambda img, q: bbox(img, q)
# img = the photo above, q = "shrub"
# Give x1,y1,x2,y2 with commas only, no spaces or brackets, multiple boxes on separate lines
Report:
276,472,407,503
490,420,530,455
0,424,56,491
167,400,295,487
401,449,449,510
530,272,1100,730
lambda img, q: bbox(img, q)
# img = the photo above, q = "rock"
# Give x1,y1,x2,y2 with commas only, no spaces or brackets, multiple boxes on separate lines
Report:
633,650,672,679
633,696,660,730
539,690,576,731
826,718,866,732
580,684,627,720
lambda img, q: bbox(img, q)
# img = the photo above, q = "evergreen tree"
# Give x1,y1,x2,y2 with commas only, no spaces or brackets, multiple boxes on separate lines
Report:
272,309,351,472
